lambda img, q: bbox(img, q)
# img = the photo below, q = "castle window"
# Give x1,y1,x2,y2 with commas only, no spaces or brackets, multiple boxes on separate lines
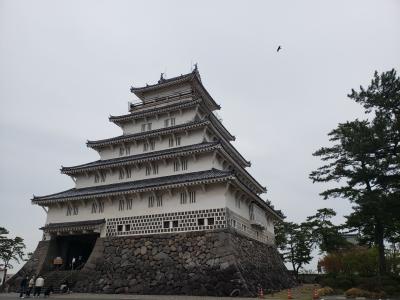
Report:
117,225,123,232
126,168,132,178
153,164,159,174
189,191,196,203
91,201,98,214
118,199,125,211
230,219,237,228
94,174,100,183
143,142,149,152
119,169,125,180
198,218,205,226
126,198,133,210
156,195,163,207
163,221,170,229
207,218,214,226
145,166,151,176
181,159,188,170
149,140,155,150
100,172,106,182
141,124,146,132
147,123,152,131
119,147,124,156
180,192,187,204
168,137,174,147
66,205,72,216
175,136,181,146
148,196,154,208
73,206,79,215
172,220,179,228
125,224,131,231
98,201,104,213
173,161,180,172
164,118,175,127
125,146,131,155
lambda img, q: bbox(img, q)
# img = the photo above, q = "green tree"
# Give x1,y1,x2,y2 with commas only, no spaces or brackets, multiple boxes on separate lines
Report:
310,69,400,275
306,208,348,253
0,227,26,288
276,221,314,278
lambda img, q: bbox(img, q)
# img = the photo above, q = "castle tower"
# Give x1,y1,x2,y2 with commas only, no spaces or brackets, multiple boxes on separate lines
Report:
14,68,293,296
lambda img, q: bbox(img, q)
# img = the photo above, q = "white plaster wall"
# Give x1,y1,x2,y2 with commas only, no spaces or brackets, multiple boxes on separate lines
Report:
45,183,228,236
121,107,198,135
97,128,206,160
75,152,223,189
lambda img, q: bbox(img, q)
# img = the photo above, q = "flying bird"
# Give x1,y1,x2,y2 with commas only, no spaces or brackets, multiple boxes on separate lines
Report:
277,45,282,52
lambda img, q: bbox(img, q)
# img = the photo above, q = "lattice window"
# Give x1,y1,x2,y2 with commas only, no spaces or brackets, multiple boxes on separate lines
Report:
118,199,125,211
126,168,132,178
143,142,149,152
198,218,204,226
175,136,181,146
153,164,159,175
126,198,133,210
73,206,79,215
141,124,146,132
149,140,155,150
207,218,215,225
173,161,180,172
180,192,187,204
156,195,163,207
119,169,125,180
98,201,104,213
125,146,131,155
119,147,124,156
91,201,98,214
94,174,100,183
168,137,174,147
148,196,155,208
100,172,106,182
66,205,72,216
145,166,151,176
189,191,196,203
181,159,188,170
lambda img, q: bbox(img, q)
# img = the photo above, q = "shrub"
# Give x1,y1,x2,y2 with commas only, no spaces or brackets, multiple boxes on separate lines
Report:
344,288,370,298
317,287,334,296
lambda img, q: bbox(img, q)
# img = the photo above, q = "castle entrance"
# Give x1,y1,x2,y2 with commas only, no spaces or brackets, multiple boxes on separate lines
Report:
53,233,99,270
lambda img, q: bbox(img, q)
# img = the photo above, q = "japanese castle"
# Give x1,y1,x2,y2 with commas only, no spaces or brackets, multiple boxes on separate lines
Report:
32,67,283,269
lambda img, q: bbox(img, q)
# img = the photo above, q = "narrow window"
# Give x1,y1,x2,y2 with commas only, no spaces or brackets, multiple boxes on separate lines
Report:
207,218,215,226
100,172,106,182
147,123,152,131
125,146,131,155
181,159,188,170
189,191,196,203
126,168,132,178
98,201,104,213
175,136,181,146
145,166,151,176
141,124,146,132
94,174,100,183
91,201,98,214
198,218,205,226
173,161,180,172
126,198,133,210
118,199,125,211
156,195,163,207
119,169,125,180
164,119,169,128
149,140,155,150
73,206,79,215
119,147,124,156
148,196,154,208
168,137,174,147
170,118,175,126
117,225,123,232
66,205,72,216
172,220,178,228
163,221,170,229
180,192,187,204
143,142,149,152
153,164,159,174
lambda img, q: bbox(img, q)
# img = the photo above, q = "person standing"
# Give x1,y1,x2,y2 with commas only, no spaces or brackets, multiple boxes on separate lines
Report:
34,275,44,297
26,276,35,297
19,276,28,298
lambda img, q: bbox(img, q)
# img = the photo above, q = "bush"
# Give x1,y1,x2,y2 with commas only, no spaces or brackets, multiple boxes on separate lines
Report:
344,288,370,298
317,287,334,296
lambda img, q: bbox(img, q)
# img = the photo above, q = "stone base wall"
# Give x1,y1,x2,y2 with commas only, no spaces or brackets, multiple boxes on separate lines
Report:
74,229,294,296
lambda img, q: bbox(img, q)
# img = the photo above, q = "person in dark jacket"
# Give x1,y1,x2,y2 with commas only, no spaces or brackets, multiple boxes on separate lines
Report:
19,276,28,298
44,285,53,298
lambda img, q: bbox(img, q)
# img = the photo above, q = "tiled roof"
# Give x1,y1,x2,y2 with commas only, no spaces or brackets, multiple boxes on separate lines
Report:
32,169,233,204
41,219,106,231
109,99,200,123
62,142,219,174
87,120,209,148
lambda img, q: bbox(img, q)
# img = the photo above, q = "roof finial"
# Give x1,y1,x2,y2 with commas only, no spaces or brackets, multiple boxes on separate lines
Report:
158,72,165,84
193,63,198,71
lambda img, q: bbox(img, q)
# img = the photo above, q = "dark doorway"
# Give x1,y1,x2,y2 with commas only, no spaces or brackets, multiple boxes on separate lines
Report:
52,234,99,270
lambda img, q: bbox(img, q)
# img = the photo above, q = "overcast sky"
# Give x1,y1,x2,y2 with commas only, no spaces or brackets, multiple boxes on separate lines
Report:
1,0,399,271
